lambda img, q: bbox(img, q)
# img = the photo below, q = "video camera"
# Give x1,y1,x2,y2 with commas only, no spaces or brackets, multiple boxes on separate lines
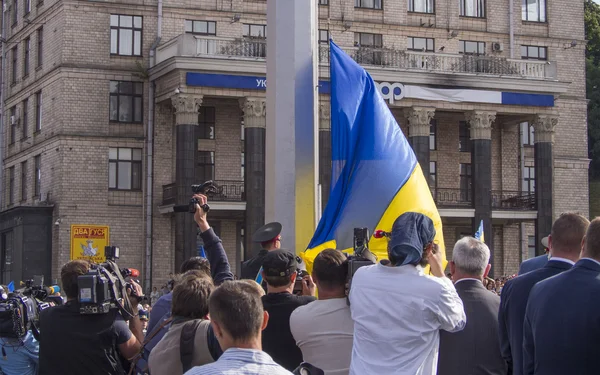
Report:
0,276,62,339
77,246,140,319
189,181,219,214
347,228,377,280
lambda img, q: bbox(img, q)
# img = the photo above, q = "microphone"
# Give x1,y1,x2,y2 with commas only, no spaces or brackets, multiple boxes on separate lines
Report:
373,230,391,239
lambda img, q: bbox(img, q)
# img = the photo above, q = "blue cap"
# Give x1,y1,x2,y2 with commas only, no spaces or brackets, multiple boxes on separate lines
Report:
388,212,436,266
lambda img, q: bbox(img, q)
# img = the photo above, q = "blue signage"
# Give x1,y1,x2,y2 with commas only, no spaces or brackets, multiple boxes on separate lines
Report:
186,73,331,94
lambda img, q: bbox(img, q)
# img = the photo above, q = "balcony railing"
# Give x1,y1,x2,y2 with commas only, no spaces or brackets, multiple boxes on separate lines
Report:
492,191,536,210
432,188,473,208
161,180,245,206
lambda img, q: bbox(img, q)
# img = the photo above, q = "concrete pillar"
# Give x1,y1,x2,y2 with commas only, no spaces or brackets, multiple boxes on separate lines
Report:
466,110,495,274
405,107,435,180
172,94,202,270
266,0,319,253
240,97,266,260
319,99,331,212
533,114,557,255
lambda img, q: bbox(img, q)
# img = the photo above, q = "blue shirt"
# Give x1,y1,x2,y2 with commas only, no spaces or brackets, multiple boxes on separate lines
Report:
184,348,293,375
0,331,39,375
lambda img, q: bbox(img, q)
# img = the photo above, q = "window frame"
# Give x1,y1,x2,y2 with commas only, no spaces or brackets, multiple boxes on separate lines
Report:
33,154,40,198
9,107,16,145
241,152,245,180
184,20,216,36
23,37,30,77
522,166,535,195
408,0,434,14
318,29,330,44
11,0,17,26
21,98,28,139
521,122,534,146
459,40,486,55
354,32,383,47
407,36,435,52
1,231,14,284
460,0,486,18
197,106,216,140
319,0,329,5
429,161,437,189
11,46,17,84
36,27,43,68
110,15,143,57
527,235,536,259
34,91,41,132
109,81,143,124
520,45,547,60
20,161,26,202
8,167,14,205
109,147,143,191
243,24,267,38
196,151,215,182
522,0,546,22
459,121,471,152
429,120,437,151
459,163,472,202
24,0,30,15
355,0,383,10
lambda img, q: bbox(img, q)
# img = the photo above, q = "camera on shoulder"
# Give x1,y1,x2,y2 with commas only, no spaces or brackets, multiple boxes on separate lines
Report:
346,228,377,293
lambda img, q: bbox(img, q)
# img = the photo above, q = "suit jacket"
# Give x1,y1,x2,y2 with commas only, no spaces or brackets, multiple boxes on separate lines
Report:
240,249,269,280
518,254,548,275
523,259,600,375
438,279,507,375
498,260,572,375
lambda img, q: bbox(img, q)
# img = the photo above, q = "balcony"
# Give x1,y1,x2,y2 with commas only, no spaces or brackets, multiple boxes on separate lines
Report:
432,188,536,211
155,34,557,80
161,180,245,207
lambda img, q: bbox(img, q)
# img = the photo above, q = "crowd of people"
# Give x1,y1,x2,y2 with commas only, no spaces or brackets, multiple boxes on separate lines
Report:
1,193,599,375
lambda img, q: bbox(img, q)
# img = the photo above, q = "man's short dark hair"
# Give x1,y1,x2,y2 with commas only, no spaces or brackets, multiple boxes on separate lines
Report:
61,260,91,299
551,212,590,254
180,256,211,275
209,281,264,342
313,249,348,290
264,274,294,288
172,274,214,319
584,217,600,259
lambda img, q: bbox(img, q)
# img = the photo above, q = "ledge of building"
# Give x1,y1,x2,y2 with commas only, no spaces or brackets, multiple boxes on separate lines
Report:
158,201,246,214
554,157,590,169
439,209,537,220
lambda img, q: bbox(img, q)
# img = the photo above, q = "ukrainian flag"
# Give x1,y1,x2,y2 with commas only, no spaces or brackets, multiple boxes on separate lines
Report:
474,220,485,243
301,40,445,271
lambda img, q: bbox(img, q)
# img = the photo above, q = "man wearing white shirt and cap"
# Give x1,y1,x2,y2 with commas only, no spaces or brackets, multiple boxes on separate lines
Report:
348,212,466,375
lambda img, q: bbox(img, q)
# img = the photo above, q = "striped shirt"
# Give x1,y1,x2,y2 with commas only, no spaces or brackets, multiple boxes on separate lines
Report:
184,348,293,375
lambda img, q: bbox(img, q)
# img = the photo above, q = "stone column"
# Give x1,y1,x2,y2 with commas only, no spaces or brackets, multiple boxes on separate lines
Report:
405,107,435,180
466,110,495,273
172,94,202,270
240,97,266,260
533,114,557,256
319,100,331,212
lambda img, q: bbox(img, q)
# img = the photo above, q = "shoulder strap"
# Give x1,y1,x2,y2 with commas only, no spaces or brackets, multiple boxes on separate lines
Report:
127,315,173,375
180,320,203,373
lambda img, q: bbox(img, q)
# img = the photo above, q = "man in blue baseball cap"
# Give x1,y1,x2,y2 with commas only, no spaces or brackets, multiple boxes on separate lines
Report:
348,212,466,375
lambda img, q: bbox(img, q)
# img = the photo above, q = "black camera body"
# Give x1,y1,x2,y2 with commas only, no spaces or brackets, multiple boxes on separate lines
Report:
189,181,219,213
347,228,377,283
293,270,310,295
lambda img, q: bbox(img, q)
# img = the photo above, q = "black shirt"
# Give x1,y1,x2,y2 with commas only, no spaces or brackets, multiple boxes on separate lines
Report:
240,249,269,280
261,292,316,371
39,302,132,375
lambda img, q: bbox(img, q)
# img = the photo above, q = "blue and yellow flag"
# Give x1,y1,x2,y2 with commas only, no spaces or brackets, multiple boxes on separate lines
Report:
301,40,445,271
474,220,485,243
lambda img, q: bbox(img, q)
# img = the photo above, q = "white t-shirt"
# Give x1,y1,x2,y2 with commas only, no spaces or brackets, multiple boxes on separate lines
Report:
290,298,354,375
349,263,466,375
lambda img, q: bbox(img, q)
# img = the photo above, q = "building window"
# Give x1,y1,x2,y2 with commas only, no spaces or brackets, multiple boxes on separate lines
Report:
460,0,485,18
197,151,215,182
36,28,43,67
354,33,383,64
355,0,382,9
319,29,329,44
241,152,245,179
407,37,434,52
429,161,436,189
110,15,143,56
521,45,547,60
20,161,26,201
33,154,40,198
409,0,434,13
23,37,30,77
8,167,14,205
459,40,486,55
241,121,245,141
243,24,267,38
527,235,536,258
11,46,17,84
459,121,471,152
430,120,437,151
523,166,535,194
319,0,329,4
197,107,215,140
109,148,142,190
34,91,41,132
521,122,534,146
355,32,383,47
110,81,143,123
9,107,16,145
460,163,472,202
522,0,545,22
184,20,216,35
11,0,17,25
21,98,28,139
24,0,30,15
1,231,14,284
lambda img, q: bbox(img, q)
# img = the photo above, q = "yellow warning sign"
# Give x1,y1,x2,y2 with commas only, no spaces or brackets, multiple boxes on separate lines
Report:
70,225,110,263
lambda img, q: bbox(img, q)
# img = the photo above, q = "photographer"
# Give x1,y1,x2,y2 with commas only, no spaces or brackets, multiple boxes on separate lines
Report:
0,329,39,375
38,259,144,375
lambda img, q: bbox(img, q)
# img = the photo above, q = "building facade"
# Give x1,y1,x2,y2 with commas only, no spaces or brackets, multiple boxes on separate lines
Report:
0,0,588,286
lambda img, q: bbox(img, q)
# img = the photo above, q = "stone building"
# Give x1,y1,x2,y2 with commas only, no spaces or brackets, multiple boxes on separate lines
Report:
0,0,588,286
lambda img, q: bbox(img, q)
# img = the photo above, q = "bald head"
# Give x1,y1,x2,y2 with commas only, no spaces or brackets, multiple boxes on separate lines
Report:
550,212,589,257
583,217,600,261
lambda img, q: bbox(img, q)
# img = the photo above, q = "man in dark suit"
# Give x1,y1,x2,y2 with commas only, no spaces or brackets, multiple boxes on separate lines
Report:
438,236,507,375
498,212,589,375
240,222,283,281
518,237,549,275
523,217,600,375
